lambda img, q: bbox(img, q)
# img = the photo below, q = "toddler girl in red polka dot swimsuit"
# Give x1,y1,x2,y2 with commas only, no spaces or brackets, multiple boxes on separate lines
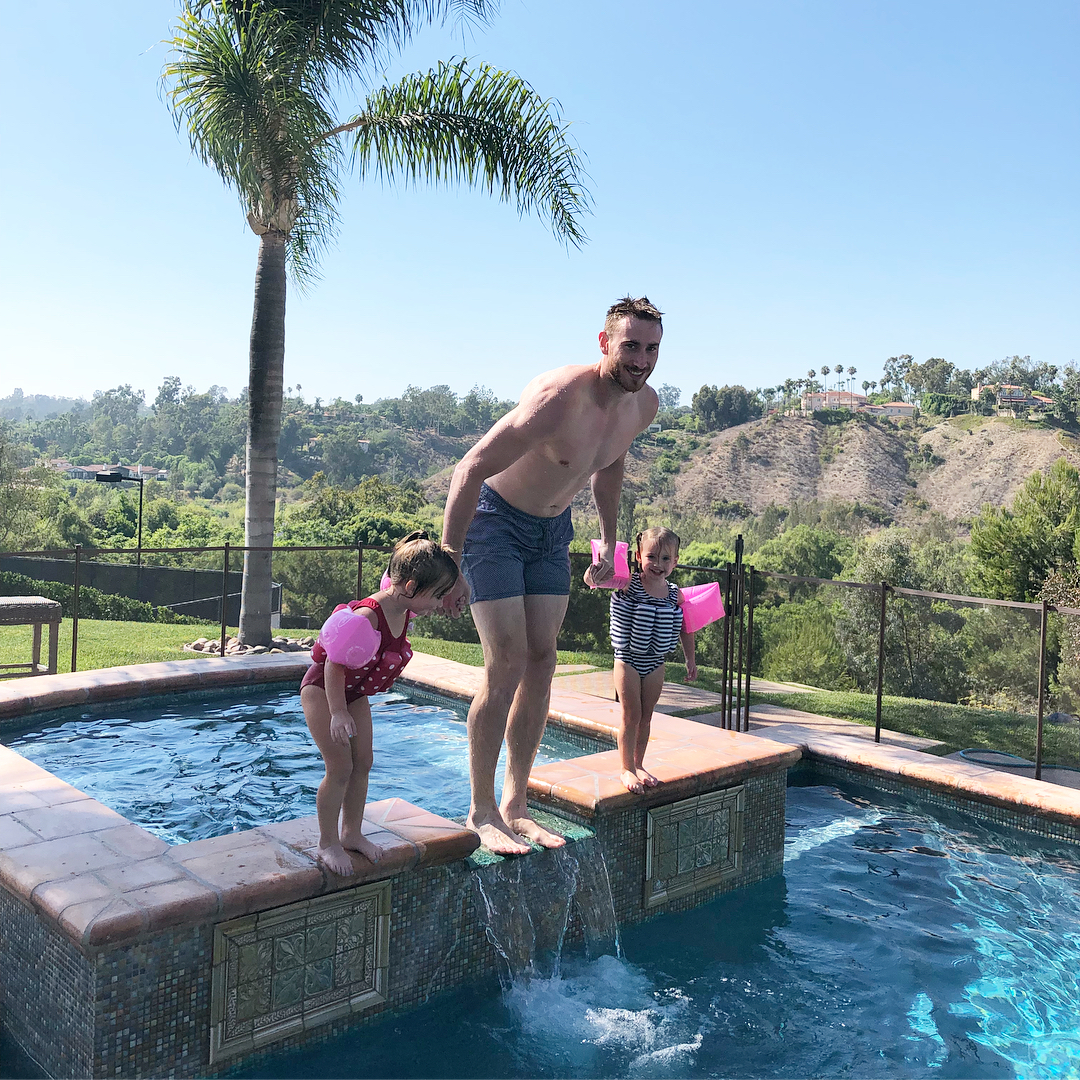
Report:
300,532,459,877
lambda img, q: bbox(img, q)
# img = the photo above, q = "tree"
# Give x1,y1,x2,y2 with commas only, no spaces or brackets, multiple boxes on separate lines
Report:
691,384,761,432
882,354,914,399
970,458,1080,601
657,384,682,410
165,0,589,643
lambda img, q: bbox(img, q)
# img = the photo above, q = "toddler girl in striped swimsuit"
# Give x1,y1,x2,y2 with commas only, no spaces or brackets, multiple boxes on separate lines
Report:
610,527,698,794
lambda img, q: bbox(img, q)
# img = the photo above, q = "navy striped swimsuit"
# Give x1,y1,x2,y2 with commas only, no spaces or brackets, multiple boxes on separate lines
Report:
610,572,684,677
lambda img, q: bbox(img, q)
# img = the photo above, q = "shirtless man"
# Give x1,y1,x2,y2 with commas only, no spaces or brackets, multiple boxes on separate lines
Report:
441,296,663,855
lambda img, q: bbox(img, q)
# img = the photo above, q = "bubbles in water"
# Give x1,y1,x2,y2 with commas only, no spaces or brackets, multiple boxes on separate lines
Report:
502,955,704,1079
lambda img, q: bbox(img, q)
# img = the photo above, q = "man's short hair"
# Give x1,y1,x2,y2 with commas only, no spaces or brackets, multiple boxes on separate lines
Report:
605,296,663,336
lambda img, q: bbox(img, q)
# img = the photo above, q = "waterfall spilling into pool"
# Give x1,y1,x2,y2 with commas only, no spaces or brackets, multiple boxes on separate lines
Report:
472,838,621,984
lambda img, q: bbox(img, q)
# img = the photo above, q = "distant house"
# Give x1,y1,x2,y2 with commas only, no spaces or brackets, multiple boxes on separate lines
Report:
880,402,916,419
646,422,662,433
62,463,108,480
801,390,867,411
56,462,168,481
970,383,1051,415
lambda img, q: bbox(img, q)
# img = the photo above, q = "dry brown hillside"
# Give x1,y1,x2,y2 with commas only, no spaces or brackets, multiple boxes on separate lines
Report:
917,419,1080,518
673,414,1080,522
673,415,909,516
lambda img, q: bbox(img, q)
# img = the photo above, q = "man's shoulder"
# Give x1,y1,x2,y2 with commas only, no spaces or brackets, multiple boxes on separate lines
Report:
524,364,596,397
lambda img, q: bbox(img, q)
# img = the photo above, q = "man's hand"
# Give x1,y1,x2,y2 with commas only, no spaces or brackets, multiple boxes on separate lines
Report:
443,571,471,617
584,539,616,588
330,711,356,746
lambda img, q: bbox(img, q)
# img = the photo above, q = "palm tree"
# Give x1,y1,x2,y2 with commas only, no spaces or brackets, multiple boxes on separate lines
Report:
165,1,589,644
847,366,857,396
821,365,831,395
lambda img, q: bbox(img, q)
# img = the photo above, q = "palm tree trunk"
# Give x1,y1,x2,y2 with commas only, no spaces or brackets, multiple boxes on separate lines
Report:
239,230,287,646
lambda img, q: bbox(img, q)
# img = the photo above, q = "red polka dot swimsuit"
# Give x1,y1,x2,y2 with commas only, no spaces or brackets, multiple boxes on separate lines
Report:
300,598,413,703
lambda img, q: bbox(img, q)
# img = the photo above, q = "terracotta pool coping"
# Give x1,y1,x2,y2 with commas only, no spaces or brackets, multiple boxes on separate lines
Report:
763,724,1080,828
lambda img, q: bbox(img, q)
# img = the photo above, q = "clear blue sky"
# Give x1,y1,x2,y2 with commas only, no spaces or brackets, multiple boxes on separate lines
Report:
1,1,1076,407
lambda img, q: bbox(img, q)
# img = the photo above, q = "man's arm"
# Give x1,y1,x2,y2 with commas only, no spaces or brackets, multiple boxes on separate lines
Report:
586,454,626,586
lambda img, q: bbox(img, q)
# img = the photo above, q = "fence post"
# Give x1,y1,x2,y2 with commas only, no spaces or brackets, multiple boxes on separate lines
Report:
720,562,732,728
356,543,365,601
220,543,230,657
874,581,888,743
731,535,745,729
70,544,82,673
744,566,755,733
1035,598,1048,782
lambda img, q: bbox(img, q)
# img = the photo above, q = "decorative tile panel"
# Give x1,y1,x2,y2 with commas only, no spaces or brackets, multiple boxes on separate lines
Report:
644,786,744,908
210,880,391,1064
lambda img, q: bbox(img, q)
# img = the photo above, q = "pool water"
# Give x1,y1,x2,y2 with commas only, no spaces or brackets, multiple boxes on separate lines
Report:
231,772,1080,1079
1,688,586,844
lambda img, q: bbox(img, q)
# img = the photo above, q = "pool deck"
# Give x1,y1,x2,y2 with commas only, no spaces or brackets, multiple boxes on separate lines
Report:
3,649,1080,958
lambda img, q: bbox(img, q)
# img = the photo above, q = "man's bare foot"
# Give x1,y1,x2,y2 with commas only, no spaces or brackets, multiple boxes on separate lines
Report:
340,829,382,863
636,767,660,788
315,842,356,877
620,769,645,794
467,812,531,856
503,809,566,849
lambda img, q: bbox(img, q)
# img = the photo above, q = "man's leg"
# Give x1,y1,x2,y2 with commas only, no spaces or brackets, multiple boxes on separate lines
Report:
499,593,570,849
466,596,531,855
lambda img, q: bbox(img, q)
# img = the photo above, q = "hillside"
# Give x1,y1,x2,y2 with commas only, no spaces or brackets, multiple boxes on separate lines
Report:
671,413,1080,524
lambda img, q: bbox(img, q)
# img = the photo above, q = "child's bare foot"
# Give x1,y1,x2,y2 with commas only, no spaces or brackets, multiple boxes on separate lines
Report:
502,809,566,849
340,829,382,863
636,767,660,788
620,769,645,794
467,810,531,856
315,842,356,877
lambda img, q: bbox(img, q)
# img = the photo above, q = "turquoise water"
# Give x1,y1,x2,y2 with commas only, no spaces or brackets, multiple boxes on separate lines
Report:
1,687,584,844
229,772,1080,1079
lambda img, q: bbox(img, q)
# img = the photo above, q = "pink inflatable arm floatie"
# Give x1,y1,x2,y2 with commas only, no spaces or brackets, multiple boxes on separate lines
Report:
587,539,631,590
680,582,725,633
319,606,380,668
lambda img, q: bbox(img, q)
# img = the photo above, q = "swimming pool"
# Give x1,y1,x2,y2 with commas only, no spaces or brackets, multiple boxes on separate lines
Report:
0,688,585,844
226,769,1080,1079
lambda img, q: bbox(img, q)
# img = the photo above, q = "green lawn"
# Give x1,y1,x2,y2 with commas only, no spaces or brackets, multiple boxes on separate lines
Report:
0,620,315,672
658,663,1080,765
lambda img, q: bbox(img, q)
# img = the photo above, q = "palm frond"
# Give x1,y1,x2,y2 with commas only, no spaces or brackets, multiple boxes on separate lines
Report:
347,60,591,247
165,2,344,279
184,1,498,89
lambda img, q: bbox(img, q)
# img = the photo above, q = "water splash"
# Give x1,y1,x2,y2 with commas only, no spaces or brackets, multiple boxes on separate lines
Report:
471,835,622,985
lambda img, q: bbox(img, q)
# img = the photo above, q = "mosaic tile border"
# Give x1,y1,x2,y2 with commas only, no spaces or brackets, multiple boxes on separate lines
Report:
644,786,745,908
209,880,391,1065
795,759,1080,846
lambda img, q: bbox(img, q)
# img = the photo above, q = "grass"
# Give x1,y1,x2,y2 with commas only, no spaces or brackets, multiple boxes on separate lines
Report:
0,620,314,672
747,688,1080,765
660,663,1080,766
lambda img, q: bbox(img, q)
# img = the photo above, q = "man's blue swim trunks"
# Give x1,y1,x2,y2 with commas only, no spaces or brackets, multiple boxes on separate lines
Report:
462,483,574,603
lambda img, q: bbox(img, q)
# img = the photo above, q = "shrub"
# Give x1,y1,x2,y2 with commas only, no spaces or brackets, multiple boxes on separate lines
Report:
0,570,197,623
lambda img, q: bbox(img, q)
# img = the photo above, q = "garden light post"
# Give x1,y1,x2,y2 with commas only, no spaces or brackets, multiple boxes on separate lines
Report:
96,469,145,600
